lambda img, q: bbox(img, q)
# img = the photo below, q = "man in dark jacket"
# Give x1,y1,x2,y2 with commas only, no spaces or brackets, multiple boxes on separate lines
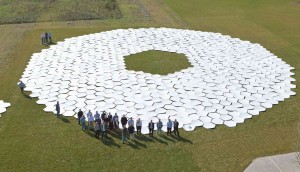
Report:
173,119,179,137
77,109,83,125
128,125,135,140
108,112,112,121
101,111,106,120
121,115,128,128
55,101,60,117
148,120,154,137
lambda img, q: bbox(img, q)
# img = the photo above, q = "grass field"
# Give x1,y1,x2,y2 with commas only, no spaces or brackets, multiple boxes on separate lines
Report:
0,0,299,171
0,0,121,24
124,50,192,75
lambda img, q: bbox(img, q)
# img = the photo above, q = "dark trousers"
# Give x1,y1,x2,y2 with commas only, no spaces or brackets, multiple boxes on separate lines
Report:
167,128,172,135
95,130,100,139
20,87,24,94
149,128,154,137
78,118,81,125
114,122,119,129
174,127,179,136
101,131,107,138
137,126,141,134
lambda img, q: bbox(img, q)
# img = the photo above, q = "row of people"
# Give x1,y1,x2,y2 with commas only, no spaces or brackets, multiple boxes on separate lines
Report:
77,109,180,141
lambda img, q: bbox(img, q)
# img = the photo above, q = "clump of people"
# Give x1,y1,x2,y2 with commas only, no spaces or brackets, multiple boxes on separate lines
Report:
41,32,53,45
77,109,181,144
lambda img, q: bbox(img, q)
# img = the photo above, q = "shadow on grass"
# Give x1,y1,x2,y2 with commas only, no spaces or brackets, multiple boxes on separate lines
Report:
152,135,168,145
135,134,155,143
101,136,121,148
58,115,70,123
132,139,147,148
108,129,121,140
127,141,140,149
43,41,56,46
83,129,121,148
160,134,176,143
23,93,32,99
171,135,193,144
81,128,191,148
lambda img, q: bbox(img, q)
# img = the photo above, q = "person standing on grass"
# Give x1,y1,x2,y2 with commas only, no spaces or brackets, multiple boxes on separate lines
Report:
18,80,25,95
94,111,100,122
55,101,60,117
108,112,112,121
101,122,108,139
88,112,94,130
45,32,48,43
77,109,83,125
128,117,134,127
114,118,119,130
121,127,127,144
80,115,86,131
173,119,179,136
167,119,173,136
94,122,100,139
113,113,119,129
148,120,154,137
41,33,45,45
104,114,109,123
121,115,128,128
156,119,163,135
101,111,106,120
108,118,114,131
94,111,102,126
136,118,142,135
48,32,52,44
128,125,135,140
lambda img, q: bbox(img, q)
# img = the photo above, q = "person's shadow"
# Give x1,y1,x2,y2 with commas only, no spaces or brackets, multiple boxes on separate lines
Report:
160,134,176,143
83,130,121,148
101,136,121,148
22,93,32,99
171,135,193,144
152,136,168,145
126,139,147,149
58,115,70,123
108,129,121,140
132,139,147,148
135,134,155,143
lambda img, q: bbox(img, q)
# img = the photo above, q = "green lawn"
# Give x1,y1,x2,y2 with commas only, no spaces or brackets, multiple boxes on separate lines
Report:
124,50,192,75
0,0,299,171
0,0,121,24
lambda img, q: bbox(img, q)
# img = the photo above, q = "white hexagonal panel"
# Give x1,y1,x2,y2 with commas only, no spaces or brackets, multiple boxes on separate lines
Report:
19,28,296,133
0,100,11,117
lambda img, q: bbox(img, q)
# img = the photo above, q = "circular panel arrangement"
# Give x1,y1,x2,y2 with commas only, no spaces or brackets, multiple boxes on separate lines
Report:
0,100,11,117
19,28,296,133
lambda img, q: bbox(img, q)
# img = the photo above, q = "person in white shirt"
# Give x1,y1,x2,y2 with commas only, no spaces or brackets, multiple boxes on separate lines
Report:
87,110,94,130
156,119,163,135
167,119,173,136
136,118,142,135
94,122,100,139
41,33,45,45
128,117,134,127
